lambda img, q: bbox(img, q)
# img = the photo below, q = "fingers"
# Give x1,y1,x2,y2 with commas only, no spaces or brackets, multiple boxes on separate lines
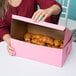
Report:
32,10,42,22
7,45,15,56
32,10,41,20
32,9,47,22
7,45,13,51
36,12,45,22
8,49,15,56
32,8,54,22
41,14,48,22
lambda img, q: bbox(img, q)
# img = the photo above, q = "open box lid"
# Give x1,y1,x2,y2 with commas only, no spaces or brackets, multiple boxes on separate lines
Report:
12,15,66,31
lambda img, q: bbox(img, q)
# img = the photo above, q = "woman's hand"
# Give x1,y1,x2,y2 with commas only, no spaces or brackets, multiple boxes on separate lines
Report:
32,8,52,22
32,5,61,22
3,34,15,56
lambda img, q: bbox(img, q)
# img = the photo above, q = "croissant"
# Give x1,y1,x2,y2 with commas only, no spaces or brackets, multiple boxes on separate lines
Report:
24,33,64,49
32,34,42,39
60,43,63,49
32,39,45,46
39,36,54,46
54,40,61,47
24,33,32,42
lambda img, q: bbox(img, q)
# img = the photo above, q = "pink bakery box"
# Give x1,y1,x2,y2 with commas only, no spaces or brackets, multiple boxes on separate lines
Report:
10,15,73,67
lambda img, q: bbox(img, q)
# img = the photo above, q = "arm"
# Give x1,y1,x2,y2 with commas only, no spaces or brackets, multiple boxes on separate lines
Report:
3,34,11,44
0,6,17,55
48,4,61,15
0,18,10,42
0,19,15,56
0,5,18,42
32,0,62,23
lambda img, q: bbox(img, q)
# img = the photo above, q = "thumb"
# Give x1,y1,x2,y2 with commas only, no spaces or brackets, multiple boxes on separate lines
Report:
7,44,14,51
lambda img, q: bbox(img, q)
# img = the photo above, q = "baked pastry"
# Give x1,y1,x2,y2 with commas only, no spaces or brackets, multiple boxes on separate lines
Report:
24,33,64,49
39,36,54,46
32,39,45,46
24,33,32,42
54,40,61,47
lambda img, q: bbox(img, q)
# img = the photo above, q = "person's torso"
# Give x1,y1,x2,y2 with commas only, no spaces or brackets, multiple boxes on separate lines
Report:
4,0,37,28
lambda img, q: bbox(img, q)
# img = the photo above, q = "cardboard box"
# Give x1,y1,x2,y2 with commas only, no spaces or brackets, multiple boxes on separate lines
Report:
11,15,73,67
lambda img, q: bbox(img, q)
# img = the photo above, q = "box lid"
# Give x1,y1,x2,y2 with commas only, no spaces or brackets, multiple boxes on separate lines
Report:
12,15,65,31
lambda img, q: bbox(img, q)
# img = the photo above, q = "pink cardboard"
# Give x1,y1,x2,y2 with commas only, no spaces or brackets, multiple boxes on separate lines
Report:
12,15,65,31
11,15,73,67
11,38,63,67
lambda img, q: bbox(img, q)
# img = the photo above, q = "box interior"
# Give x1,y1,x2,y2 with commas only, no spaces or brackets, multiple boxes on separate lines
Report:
11,19,65,41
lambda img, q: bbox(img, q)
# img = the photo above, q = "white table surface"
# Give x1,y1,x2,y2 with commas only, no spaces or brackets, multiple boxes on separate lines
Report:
0,41,76,76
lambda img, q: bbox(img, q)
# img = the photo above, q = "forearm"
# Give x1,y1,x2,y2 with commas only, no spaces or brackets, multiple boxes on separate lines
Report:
48,4,61,15
2,33,15,56
3,34,11,44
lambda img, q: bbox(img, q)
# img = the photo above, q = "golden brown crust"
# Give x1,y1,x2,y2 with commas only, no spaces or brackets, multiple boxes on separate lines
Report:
24,33,32,42
32,34,42,39
32,39,45,46
54,40,61,47
37,36,54,46
60,43,63,49
24,33,64,49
